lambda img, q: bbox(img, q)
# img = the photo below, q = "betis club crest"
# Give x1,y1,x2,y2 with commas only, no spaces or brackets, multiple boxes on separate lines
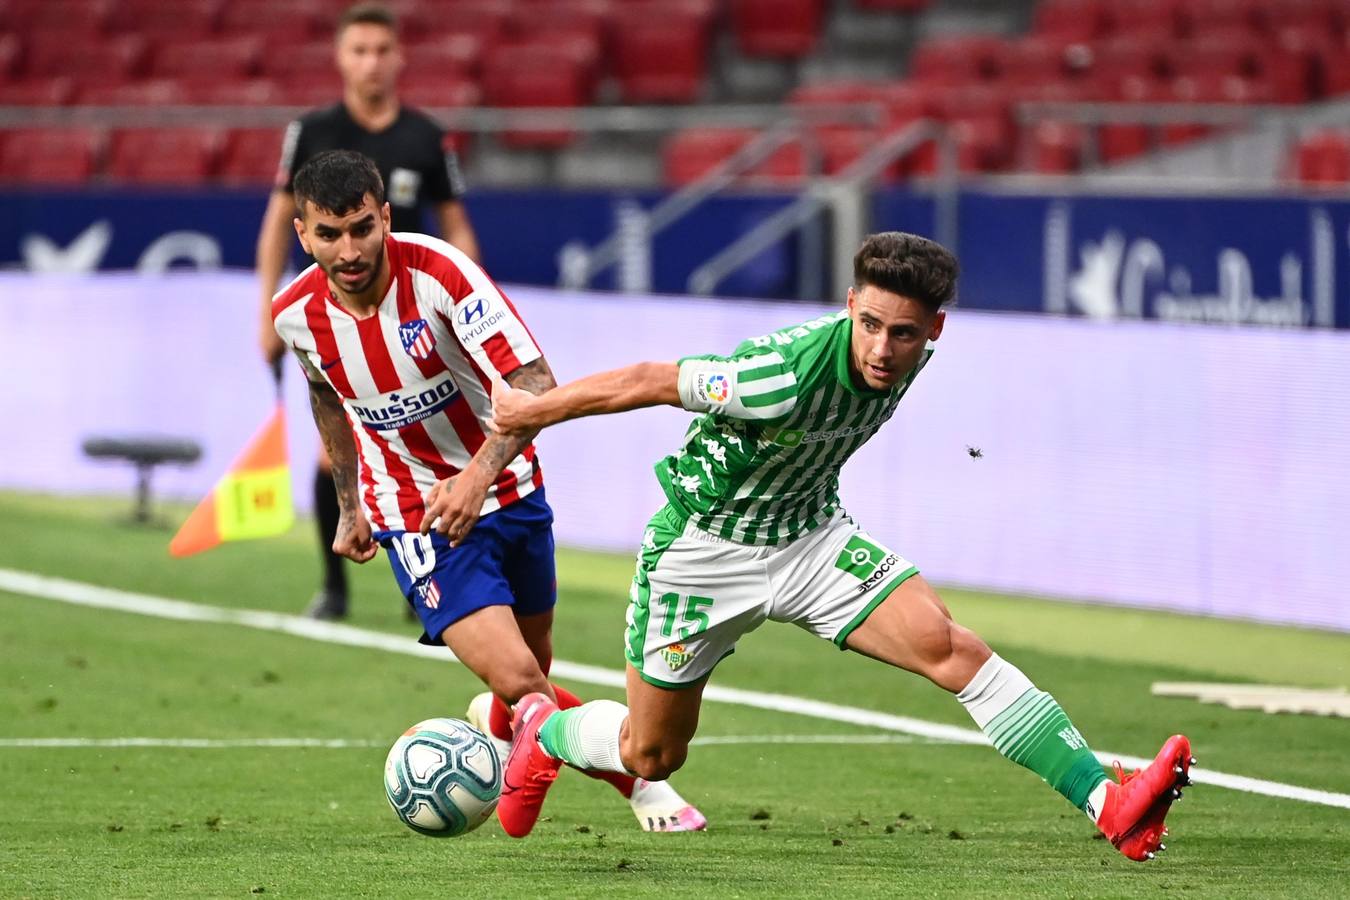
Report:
660,642,693,672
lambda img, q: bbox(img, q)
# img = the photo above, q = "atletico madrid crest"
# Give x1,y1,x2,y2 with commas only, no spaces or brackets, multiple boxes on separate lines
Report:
399,318,436,360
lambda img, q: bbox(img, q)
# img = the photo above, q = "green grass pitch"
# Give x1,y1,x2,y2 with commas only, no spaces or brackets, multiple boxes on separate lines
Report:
1,491,1347,898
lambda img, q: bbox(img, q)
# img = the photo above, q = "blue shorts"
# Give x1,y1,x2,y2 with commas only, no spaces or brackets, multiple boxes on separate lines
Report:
377,488,557,645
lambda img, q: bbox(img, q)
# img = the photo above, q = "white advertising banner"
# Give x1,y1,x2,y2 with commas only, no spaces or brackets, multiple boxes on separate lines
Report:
3,273,1346,631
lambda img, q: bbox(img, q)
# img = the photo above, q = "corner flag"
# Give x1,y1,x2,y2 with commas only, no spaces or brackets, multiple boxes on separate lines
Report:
169,406,295,557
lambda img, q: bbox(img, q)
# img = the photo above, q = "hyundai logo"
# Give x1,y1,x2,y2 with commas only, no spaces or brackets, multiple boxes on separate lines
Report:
458,296,489,325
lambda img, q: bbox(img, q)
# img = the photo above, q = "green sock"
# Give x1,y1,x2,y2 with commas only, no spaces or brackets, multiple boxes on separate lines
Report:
958,654,1108,813
536,700,629,774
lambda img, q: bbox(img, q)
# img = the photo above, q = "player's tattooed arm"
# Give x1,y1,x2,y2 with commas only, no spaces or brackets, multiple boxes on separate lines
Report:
307,379,377,563
420,357,557,545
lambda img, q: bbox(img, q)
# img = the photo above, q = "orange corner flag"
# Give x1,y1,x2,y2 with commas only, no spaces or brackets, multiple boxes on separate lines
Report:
170,405,295,557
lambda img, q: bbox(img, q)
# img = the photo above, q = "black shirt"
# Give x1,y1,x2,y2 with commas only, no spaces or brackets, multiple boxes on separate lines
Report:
278,103,467,234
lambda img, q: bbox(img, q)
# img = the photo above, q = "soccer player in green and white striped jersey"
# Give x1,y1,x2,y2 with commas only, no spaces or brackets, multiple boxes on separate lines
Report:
489,233,1194,860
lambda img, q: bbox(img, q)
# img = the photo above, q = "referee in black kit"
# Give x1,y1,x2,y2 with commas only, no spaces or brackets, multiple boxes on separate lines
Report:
255,1,480,621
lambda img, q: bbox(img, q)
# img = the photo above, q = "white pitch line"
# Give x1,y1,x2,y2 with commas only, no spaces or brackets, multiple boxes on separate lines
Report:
0,738,385,749
3,567,1349,811
0,734,948,750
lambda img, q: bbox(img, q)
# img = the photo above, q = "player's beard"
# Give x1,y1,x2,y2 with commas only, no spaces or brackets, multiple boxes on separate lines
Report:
331,242,385,298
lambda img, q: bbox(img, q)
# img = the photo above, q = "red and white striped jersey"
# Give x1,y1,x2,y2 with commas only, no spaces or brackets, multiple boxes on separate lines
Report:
272,232,545,533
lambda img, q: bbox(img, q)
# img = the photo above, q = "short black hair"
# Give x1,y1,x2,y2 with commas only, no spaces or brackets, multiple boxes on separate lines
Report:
337,1,397,36
853,232,958,313
292,150,385,218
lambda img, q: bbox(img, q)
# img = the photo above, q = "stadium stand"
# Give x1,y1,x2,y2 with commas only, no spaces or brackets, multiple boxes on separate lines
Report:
1,0,1349,186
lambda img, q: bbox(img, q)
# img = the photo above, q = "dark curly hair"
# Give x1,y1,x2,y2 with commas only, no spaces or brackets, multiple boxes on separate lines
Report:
292,150,385,219
853,232,958,313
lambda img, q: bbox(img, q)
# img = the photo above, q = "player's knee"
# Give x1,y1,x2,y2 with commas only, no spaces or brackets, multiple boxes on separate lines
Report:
484,666,549,706
626,739,688,781
924,622,991,692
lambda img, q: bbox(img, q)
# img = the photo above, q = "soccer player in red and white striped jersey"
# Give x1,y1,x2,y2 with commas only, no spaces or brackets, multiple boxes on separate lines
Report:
273,149,705,834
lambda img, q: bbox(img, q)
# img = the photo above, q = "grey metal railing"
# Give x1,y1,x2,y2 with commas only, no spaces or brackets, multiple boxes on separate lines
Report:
687,120,956,299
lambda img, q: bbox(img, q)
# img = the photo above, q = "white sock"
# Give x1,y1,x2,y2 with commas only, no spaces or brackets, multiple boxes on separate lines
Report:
955,653,1035,730
540,699,631,774
1086,781,1110,824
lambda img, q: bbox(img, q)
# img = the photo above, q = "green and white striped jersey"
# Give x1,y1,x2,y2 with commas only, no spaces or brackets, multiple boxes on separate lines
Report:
658,310,933,545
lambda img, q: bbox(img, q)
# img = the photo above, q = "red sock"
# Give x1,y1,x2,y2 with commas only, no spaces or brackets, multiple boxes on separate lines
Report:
551,682,637,799
487,695,514,743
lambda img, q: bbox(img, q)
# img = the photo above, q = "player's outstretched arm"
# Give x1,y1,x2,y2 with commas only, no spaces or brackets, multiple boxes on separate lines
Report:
491,361,680,435
306,378,377,563
420,357,558,544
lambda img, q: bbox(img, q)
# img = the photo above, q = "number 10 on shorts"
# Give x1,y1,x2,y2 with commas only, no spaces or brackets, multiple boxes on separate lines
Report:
654,593,714,641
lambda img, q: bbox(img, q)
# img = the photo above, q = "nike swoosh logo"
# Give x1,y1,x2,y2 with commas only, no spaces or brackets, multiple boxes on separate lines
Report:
320,358,340,370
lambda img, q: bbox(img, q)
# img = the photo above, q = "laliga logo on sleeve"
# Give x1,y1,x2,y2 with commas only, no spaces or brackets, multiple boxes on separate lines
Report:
704,374,731,404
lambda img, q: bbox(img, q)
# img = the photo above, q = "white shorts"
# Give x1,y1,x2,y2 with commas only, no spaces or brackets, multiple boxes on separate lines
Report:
624,504,919,687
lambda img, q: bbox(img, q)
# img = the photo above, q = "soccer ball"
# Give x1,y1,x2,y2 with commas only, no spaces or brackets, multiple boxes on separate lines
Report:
384,717,502,837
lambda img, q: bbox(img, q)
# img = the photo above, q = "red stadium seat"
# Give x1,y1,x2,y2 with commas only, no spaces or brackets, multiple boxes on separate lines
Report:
611,5,711,104
908,35,1006,85
816,127,904,180
731,0,825,59
0,77,76,105
1293,130,1350,184
481,43,593,149
398,75,480,110
1087,36,1172,88
218,0,325,40
23,34,148,80
663,127,752,185
1177,0,1270,34
1276,25,1337,99
106,0,220,38
402,34,482,81
7,0,110,33
218,127,285,185
1027,120,1085,174
1170,34,1264,80
152,37,264,80
949,115,1016,172
1105,0,1183,39
662,127,811,186
1274,0,1344,34
105,128,221,185
0,32,20,77
0,129,103,185
272,74,343,107
852,0,930,10
509,0,612,48
404,0,510,47
180,78,284,106
1033,0,1109,42
77,79,187,106
1253,52,1316,103
259,41,335,80
995,37,1072,88
872,82,931,130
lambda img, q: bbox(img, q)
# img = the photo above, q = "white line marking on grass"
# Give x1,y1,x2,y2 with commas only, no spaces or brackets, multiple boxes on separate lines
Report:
0,734,950,750
0,738,385,749
4,567,1349,810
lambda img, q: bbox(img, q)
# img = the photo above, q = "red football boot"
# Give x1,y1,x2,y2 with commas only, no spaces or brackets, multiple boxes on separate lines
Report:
1096,734,1194,861
496,692,563,838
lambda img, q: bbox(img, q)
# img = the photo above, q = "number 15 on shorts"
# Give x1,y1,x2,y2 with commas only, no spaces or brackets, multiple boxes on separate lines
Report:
654,593,714,641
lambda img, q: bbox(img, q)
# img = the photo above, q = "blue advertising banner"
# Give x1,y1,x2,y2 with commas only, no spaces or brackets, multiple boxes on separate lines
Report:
3,184,1348,326
0,187,800,300
919,189,1349,329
